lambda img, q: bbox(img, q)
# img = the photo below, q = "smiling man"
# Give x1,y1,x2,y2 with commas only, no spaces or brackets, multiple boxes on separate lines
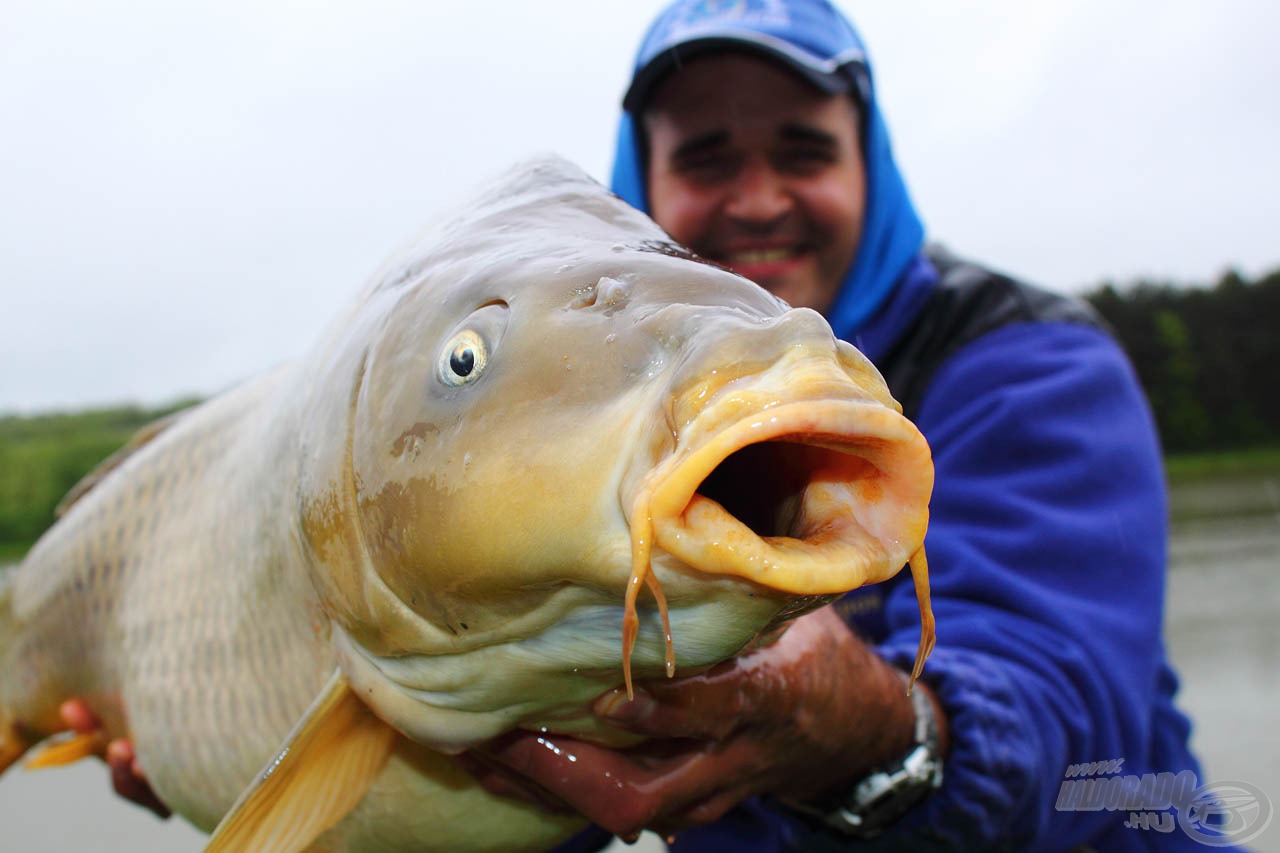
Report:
472,1,1206,850
643,53,866,315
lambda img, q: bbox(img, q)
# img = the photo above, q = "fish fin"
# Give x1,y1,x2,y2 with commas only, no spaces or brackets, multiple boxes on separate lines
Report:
1,722,32,775
55,410,186,518
205,669,395,853
24,731,105,769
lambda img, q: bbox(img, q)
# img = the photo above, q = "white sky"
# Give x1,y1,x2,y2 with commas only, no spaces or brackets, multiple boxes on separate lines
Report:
2,0,1278,413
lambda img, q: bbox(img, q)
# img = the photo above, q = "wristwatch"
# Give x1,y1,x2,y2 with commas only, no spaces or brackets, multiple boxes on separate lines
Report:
784,672,944,838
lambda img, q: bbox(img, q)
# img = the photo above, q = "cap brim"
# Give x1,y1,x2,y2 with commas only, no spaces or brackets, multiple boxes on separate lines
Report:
623,35,855,114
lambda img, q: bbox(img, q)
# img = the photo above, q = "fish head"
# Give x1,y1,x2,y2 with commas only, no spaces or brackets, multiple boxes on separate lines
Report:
295,157,933,751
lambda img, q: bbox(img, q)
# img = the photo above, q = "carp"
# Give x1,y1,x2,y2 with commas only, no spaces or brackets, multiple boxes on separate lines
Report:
0,156,934,851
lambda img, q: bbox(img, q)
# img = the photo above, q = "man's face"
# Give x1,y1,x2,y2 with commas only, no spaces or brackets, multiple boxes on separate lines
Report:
644,54,866,315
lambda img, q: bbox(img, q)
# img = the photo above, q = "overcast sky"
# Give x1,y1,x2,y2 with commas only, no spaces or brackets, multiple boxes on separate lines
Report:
2,0,1277,413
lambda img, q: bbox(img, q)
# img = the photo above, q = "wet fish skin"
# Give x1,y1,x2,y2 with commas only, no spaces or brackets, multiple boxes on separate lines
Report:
0,156,932,851
0,374,334,830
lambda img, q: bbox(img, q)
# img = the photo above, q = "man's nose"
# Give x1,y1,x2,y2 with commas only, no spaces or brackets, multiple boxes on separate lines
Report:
723,160,792,225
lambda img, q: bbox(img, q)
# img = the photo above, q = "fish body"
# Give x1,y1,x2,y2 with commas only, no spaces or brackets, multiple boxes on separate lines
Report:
0,157,933,851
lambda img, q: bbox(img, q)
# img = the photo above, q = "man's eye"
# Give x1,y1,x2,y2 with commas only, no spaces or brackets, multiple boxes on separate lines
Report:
777,147,835,173
675,154,738,183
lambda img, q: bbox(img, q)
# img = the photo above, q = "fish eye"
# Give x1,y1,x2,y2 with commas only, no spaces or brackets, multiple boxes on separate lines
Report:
439,329,488,386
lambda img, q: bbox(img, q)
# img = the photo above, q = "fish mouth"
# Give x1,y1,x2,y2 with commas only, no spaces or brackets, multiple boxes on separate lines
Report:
650,401,929,591
622,397,935,694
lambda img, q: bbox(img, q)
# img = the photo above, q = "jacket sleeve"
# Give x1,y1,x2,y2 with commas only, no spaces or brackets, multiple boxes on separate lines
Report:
868,320,1177,848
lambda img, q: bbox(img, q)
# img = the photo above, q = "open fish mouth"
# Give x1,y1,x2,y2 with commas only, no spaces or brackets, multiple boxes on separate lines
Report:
623,398,936,695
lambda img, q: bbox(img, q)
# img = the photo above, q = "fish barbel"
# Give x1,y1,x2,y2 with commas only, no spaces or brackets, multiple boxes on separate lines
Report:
0,156,934,851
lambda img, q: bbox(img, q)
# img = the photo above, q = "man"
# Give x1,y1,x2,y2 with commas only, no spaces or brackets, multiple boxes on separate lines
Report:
465,1,1203,849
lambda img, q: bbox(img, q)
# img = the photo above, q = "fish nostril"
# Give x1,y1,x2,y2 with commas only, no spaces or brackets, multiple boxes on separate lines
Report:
569,277,630,314
568,283,598,309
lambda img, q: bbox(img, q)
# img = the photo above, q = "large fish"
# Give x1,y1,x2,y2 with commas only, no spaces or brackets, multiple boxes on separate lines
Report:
0,157,934,851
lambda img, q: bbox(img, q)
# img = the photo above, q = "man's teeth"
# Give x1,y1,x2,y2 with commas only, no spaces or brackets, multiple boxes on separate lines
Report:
728,247,798,265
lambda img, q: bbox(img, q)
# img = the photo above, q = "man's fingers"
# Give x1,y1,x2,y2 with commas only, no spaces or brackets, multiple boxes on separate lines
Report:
453,752,574,813
105,738,171,819
479,730,746,838
57,699,172,819
479,731,673,836
58,699,102,736
593,663,749,740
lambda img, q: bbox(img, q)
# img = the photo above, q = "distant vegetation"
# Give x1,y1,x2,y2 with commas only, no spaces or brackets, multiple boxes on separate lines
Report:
1085,267,1280,453
0,400,198,560
1,267,1276,561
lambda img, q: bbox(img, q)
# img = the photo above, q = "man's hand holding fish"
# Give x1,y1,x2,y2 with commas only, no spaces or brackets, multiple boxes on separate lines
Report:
465,605,948,840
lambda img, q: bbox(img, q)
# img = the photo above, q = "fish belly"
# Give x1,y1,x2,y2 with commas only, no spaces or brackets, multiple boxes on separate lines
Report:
314,740,584,852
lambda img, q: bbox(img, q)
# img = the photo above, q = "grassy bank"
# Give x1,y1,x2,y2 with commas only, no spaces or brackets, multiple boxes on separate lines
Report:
1165,446,1280,525
0,400,198,560
1164,445,1280,485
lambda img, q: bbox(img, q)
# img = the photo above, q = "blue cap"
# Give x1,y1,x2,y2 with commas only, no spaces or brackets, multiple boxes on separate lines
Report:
623,0,871,114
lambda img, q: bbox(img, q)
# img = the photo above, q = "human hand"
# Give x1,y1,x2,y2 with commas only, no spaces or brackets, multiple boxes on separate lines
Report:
463,605,941,840
59,699,171,819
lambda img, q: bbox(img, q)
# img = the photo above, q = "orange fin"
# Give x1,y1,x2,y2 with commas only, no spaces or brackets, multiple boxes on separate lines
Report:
1,722,32,774
24,731,105,769
205,669,395,853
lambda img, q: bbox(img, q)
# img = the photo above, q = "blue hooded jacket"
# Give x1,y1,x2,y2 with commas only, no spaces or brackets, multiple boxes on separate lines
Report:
571,1,1206,849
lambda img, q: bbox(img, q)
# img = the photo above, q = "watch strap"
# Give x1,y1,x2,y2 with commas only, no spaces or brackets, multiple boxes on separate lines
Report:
782,671,944,838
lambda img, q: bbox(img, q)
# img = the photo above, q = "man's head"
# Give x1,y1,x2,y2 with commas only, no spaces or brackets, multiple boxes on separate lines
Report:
613,0,924,338
619,0,872,315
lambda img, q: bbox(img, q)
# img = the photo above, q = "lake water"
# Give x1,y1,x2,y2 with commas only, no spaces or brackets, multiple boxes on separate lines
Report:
2,474,1277,850
1163,479,1280,851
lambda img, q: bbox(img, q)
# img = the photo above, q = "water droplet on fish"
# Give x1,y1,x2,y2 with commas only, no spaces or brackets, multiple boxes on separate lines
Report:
605,333,616,344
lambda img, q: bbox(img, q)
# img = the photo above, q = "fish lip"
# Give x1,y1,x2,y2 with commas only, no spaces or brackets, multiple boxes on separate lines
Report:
643,398,932,595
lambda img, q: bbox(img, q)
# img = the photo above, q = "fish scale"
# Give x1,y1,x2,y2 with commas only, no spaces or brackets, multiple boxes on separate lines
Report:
2,371,319,829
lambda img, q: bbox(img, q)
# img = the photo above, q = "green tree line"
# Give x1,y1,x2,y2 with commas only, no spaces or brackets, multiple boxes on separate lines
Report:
1086,267,1280,453
1,267,1276,559
0,401,197,560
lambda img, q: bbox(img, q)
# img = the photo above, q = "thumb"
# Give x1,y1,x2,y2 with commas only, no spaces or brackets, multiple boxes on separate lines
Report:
593,665,749,740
